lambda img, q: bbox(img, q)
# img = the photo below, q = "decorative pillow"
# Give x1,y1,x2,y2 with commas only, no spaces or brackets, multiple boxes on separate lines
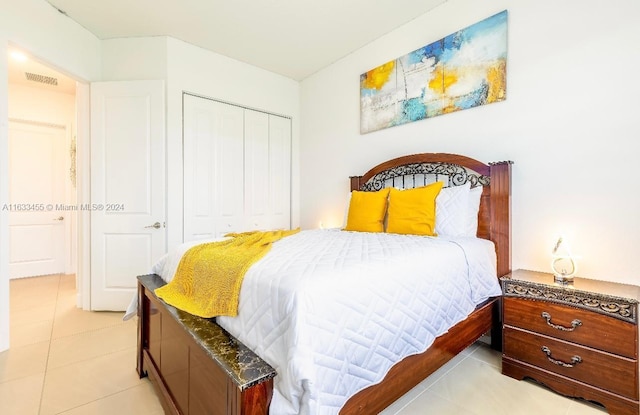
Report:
435,181,471,237
386,182,444,236
343,188,390,233
464,185,483,237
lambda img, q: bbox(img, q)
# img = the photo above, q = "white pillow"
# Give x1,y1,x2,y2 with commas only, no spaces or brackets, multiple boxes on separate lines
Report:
435,182,483,237
435,181,471,236
465,185,483,236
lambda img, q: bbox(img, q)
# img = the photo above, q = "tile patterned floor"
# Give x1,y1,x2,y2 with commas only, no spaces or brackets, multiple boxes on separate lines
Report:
1,274,609,414
1,274,163,415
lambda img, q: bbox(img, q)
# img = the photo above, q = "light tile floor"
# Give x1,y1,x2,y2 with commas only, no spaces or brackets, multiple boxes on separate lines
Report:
1,274,163,415
1,274,609,414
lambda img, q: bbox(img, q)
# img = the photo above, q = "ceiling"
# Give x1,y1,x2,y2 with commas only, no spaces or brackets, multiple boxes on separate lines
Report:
8,0,446,95
44,0,447,81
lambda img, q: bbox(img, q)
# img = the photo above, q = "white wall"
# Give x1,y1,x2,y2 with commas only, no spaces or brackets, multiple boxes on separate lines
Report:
0,39,7,353
8,84,76,123
0,0,101,351
102,37,168,81
165,38,300,252
300,0,640,284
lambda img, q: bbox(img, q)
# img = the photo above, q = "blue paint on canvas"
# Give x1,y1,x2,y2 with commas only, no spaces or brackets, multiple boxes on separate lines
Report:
360,10,508,134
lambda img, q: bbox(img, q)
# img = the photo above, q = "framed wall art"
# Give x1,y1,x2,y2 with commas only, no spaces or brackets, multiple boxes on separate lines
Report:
360,10,508,134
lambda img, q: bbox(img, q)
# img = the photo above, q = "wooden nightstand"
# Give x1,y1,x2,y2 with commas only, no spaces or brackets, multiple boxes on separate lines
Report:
501,269,640,415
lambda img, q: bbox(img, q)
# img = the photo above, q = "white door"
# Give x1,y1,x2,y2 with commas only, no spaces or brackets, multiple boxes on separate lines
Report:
183,95,244,242
183,95,292,241
244,109,270,231
268,115,292,230
90,80,165,311
8,121,66,278
244,111,292,231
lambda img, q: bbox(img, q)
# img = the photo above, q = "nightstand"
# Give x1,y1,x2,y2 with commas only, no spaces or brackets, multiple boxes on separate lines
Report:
501,269,640,415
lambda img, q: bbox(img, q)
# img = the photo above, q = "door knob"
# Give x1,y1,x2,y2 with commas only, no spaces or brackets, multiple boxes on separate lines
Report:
53,216,64,221
145,222,161,229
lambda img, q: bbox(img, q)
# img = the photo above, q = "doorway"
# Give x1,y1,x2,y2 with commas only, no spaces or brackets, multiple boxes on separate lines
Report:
7,46,79,287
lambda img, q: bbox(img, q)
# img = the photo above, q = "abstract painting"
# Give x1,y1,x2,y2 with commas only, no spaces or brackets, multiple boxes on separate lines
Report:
360,10,508,134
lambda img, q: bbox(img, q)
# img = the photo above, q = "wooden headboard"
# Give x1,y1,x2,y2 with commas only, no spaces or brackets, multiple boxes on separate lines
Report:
349,153,513,278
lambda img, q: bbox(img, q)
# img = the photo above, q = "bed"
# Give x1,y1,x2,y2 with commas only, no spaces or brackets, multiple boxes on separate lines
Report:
136,152,513,414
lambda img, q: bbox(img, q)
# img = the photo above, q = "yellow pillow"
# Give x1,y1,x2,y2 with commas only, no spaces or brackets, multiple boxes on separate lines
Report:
344,188,390,233
386,182,444,236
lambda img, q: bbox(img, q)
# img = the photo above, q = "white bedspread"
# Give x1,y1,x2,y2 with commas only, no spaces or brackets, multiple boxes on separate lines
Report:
143,229,500,414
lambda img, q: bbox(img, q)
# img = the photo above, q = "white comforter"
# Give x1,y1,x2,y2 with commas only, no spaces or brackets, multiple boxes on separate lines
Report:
145,229,500,414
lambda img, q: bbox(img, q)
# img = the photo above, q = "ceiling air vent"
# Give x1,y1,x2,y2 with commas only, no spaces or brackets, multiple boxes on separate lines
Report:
25,72,59,86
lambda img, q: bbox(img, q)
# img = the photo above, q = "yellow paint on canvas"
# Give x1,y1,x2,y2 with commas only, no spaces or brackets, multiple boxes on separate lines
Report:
486,61,507,103
362,61,395,90
428,66,458,93
441,99,459,114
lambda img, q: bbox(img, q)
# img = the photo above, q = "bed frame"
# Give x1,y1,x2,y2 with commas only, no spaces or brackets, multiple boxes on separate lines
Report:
137,152,512,415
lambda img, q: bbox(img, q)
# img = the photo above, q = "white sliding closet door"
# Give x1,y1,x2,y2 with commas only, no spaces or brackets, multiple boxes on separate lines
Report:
183,94,291,243
244,110,269,231
183,95,244,241
268,115,292,230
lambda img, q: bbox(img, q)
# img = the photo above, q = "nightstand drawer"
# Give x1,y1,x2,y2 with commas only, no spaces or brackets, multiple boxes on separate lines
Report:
504,297,637,359
504,326,638,399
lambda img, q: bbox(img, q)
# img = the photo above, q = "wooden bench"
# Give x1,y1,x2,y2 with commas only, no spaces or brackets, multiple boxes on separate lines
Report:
137,274,276,415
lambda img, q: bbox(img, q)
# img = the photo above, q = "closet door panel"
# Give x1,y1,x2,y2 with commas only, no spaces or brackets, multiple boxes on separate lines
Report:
184,95,216,241
268,115,292,230
213,103,245,237
183,96,244,241
244,110,270,231
184,95,291,241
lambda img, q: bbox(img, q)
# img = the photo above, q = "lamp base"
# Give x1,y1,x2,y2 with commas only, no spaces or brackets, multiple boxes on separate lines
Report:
554,274,574,285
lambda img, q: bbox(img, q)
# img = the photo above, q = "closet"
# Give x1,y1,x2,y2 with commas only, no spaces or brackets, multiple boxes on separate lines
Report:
183,94,291,242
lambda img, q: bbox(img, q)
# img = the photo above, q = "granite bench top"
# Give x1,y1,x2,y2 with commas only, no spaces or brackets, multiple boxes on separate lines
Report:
138,274,277,390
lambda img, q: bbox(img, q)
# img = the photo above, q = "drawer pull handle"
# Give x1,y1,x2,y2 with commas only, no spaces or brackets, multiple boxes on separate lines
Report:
541,312,582,331
541,346,582,368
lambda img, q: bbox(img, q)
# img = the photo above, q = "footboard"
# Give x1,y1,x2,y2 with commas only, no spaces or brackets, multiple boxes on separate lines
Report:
137,274,276,415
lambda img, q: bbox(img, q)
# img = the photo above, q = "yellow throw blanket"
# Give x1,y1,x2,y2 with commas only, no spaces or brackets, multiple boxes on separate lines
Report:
155,228,299,318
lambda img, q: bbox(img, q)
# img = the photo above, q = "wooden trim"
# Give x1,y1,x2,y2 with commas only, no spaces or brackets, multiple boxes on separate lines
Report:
340,299,497,414
144,351,182,415
228,378,240,415
241,380,273,415
503,358,640,415
137,280,146,378
358,153,491,185
489,161,512,277
349,176,361,192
